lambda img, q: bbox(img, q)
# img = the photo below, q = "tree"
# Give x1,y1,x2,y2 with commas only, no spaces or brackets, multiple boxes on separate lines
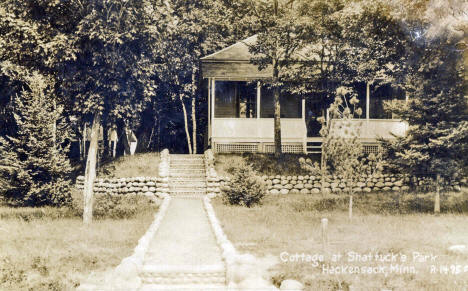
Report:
0,72,72,206
150,0,229,154
381,27,468,184
221,0,306,156
63,0,157,223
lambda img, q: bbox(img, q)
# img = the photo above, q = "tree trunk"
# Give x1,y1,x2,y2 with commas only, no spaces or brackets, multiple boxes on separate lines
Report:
82,122,87,161
103,122,110,160
83,113,100,225
191,68,197,154
52,99,57,151
272,59,282,157
434,174,441,215
180,95,193,154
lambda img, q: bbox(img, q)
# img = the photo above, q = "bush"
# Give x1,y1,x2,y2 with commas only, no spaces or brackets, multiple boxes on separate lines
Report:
222,164,267,207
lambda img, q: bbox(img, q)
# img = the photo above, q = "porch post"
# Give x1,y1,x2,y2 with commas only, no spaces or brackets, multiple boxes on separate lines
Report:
366,82,370,120
302,97,306,154
257,81,261,119
208,78,211,146
211,78,216,151
211,79,215,121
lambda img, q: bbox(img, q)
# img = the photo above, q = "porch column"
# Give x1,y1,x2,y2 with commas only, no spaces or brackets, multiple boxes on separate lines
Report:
211,79,215,121
366,82,370,120
208,78,211,145
302,98,306,154
302,98,305,120
257,81,261,119
211,79,215,151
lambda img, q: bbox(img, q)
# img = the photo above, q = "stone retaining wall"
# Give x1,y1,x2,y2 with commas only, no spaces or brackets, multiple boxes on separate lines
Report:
75,176,169,198
261,174,408,194
215,174,464,195
205,149,222,198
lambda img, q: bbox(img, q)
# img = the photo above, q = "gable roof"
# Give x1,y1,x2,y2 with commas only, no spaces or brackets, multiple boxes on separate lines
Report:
201,34,326,63
201,35,258,62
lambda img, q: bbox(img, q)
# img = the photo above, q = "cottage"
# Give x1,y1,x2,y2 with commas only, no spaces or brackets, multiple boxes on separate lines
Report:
201,35,408,154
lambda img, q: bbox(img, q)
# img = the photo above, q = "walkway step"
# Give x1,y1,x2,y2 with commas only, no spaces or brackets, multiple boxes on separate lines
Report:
140,264,225,285
170,186,207,190
171,169,205,173
170,164,205,169
170,160,204,163
170,182,206,187
140,284,227,291
170,173,206,178
169,191,207,196
170,177,207,182
171,155,204,160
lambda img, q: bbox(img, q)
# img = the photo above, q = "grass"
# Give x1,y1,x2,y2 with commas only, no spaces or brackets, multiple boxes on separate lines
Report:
212,193,468,290
0,204,157,290
97,152,160,178
215,153,318,176
0,188,160,290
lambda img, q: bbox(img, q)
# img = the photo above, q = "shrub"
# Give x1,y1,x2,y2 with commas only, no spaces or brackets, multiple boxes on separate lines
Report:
222,164,266,207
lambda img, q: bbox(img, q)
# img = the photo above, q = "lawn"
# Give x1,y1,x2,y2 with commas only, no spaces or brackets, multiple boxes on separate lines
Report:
0,205,157,290
212,194,468,290
98,152,160,178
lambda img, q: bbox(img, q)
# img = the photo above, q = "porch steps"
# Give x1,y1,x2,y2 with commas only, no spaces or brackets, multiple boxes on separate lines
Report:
306,141,322,154
168,154,207,198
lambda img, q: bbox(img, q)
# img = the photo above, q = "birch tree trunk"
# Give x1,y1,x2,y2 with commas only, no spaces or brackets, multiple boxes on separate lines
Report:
180,95,193,154
191,68,197,154
83,113,100,225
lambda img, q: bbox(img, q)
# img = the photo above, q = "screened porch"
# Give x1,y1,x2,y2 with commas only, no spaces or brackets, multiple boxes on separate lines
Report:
207,79,307,153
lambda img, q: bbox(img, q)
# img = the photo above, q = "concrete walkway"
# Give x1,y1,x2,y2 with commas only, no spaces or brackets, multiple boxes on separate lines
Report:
139,198,226,290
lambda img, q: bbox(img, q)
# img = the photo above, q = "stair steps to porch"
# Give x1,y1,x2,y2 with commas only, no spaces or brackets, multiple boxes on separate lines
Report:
170,154,205,160
170,172,206,178
170,181,207,187
168,154,208,198
170,168,206,174
170,164,206,169
306,141,322,154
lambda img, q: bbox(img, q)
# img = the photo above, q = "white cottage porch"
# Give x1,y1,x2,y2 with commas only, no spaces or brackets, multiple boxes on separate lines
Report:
201,35,408,154
206,79,308,153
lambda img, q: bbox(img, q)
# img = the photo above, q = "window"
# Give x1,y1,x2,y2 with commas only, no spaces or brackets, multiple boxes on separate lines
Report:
214,81,256,118
260,87,301,118
370,84,405,119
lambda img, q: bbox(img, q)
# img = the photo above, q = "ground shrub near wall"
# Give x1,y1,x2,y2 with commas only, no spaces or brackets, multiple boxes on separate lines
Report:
222,164,267,207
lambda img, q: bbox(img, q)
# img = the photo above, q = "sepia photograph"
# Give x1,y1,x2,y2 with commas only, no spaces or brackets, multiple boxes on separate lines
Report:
0,0,467,290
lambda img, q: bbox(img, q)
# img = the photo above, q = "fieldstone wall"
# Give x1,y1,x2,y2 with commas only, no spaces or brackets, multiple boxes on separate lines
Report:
75,150,171,199
75,176,170,198
261,174,408,194
216,174,464,195
204,149,222,198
